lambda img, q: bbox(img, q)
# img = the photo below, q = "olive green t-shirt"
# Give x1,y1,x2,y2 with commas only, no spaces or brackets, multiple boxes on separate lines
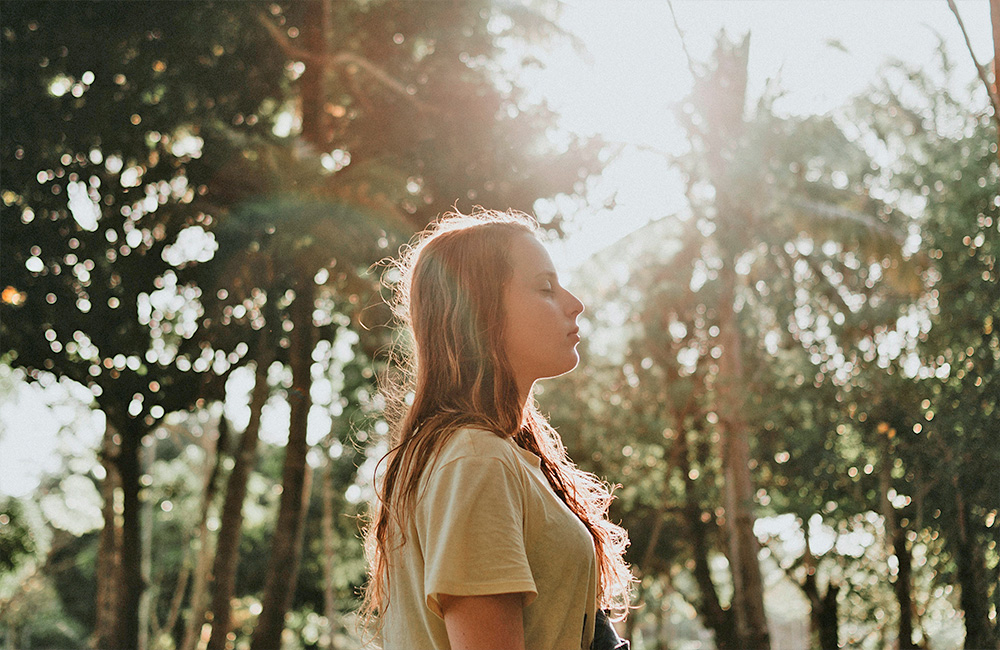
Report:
382,427,598,650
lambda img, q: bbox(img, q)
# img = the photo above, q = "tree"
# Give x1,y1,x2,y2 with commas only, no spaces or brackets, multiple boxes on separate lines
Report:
667,31,924,648
0,3,285,645
3,1,605,647
542,30,930,649
191,3,604,646
853,52,1000,648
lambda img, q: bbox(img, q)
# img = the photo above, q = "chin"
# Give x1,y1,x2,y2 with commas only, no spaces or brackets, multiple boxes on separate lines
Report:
548,355,580,379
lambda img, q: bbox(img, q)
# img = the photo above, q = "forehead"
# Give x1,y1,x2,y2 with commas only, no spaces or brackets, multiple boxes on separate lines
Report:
507,232,555,277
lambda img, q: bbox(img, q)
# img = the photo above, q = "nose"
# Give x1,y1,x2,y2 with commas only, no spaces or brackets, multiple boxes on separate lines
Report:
564,289,584,317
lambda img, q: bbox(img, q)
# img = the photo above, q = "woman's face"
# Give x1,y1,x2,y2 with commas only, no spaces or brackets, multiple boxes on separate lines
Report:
501,232,585,396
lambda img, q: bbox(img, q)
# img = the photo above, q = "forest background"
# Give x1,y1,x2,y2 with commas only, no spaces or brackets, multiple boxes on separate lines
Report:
1,1,998,650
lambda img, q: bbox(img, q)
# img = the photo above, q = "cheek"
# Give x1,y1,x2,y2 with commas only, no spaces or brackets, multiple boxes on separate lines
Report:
504,304,535,344
509,300,552,338
503,302,546,358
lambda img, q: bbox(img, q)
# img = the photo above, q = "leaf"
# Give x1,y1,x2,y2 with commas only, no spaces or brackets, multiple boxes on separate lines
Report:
824,38,850,54
39,475,103,536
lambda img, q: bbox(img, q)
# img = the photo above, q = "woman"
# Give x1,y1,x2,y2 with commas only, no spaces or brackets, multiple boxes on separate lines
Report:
361,209,632,649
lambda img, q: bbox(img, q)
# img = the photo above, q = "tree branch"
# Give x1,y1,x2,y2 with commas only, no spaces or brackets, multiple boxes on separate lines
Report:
666,0,698,81
946,0,1000,130
641,510,666,571
787,198,906,245
799,250,856,317
256,12,435,114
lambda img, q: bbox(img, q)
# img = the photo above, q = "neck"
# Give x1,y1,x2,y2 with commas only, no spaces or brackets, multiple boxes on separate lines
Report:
516,380,533,429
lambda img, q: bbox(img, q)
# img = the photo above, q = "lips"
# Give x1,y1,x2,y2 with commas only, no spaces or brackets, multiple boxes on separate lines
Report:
568,327,580,340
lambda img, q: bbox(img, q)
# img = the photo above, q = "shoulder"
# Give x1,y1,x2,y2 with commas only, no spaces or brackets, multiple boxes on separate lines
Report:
415,427,526,507
435,426,521,468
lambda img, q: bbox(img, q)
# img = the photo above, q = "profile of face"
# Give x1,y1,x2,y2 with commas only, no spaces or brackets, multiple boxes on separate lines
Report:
502,232,585,397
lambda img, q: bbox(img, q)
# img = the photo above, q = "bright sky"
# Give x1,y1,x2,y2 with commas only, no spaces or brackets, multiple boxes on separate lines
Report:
0,1,994,497
541,0,994,277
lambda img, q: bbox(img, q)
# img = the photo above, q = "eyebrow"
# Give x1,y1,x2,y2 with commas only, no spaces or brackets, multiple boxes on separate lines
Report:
534,271,558,279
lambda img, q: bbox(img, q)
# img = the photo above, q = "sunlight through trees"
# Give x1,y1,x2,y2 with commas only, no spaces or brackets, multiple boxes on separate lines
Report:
2,2,997,650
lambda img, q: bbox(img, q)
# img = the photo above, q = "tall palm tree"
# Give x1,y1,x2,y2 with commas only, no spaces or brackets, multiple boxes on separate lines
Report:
672,34,924,649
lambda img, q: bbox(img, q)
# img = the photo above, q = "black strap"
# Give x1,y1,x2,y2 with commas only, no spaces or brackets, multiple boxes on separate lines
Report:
590,609,629,650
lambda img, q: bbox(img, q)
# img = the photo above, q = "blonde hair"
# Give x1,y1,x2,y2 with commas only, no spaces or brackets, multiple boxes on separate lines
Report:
360,208,632,638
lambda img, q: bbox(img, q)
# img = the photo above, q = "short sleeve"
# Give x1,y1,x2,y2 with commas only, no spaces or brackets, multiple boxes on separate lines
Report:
416,455,538,618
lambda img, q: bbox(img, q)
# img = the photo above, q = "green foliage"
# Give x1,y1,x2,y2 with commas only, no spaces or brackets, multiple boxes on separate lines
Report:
547,36,997,650
856,51,1000,646
3,0,601,644
4,4,995,649
0,498,35,572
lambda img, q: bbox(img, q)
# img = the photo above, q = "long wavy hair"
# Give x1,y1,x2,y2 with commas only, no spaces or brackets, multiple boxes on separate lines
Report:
359,208,633,637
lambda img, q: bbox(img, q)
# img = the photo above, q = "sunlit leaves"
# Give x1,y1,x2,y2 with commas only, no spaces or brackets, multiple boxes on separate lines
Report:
38,475,102,536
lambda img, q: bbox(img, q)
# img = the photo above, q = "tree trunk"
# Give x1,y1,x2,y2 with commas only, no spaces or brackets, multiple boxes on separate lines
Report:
893,526,917,650
801,520,839,650
992,0,1000,81
321,437,340,650
180,416,230,650
694,33,769,650
717,265,770,650
250,2,327,646
954,489,998,650
880,443,918,650
991,0,1000,160
677,417,736,649
250,277,317,650
817,583,840,650
117,419,146,650
300,0,334,148
92,424,122,650
653,580,671,650
139,439,156,650
162,552,193,649
624,593,638,646
208,356,271,650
